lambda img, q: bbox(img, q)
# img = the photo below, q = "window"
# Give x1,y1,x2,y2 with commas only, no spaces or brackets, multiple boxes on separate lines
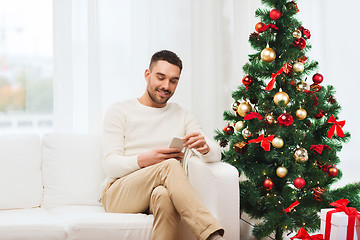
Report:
0,0,53,134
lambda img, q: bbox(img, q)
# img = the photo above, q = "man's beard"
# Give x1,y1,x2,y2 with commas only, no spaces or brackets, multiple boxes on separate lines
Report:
147,87,172,105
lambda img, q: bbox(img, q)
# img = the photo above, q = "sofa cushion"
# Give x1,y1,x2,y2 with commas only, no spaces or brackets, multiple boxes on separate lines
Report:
0,208,66,240
42,133,105,209
48,205,153,240
0,134,43,210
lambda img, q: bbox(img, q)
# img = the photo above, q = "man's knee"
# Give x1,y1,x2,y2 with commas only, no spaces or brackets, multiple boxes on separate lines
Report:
161,158,182,170
151,186,171,207
152,185,168,198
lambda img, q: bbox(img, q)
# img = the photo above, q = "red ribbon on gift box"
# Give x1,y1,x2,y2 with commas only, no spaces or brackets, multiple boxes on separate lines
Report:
324,199,360,240
291,227,324,240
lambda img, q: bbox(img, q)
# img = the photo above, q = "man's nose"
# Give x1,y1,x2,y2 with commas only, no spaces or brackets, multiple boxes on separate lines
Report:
161,80,170,90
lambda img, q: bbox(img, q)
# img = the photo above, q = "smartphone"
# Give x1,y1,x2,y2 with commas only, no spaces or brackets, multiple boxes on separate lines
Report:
168,137,185,151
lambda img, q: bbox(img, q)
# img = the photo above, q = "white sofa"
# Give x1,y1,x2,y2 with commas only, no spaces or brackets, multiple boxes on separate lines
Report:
0,133,239,240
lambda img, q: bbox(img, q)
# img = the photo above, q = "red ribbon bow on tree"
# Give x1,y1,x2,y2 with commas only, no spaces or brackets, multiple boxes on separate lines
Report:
244,112,263,120
310,145,332,154
258,23,279,32
325,199,360,240
248,134,274,151
265,63,291,91
291,227,324,240
327,115,345,139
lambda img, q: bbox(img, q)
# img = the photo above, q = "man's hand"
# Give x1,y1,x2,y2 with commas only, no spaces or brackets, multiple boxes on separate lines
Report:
137,147,183,168
183,132,210,155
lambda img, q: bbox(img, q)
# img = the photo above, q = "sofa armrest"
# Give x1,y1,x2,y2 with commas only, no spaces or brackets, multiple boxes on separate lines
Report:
187,156,239,240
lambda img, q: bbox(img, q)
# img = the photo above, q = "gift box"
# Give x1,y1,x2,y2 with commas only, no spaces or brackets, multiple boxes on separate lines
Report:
320,200,360,240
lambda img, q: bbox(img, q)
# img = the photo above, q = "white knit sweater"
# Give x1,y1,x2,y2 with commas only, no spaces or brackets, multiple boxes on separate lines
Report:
101,99,221,189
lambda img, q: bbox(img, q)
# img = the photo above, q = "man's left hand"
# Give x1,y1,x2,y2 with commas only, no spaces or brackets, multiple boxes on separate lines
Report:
183,132,210,155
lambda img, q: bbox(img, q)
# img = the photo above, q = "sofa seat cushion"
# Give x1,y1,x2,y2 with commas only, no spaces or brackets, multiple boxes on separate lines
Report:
0,208,67,240
48,206,153,240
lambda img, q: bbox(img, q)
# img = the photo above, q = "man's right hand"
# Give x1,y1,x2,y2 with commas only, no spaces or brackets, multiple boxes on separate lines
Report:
137,147,184,168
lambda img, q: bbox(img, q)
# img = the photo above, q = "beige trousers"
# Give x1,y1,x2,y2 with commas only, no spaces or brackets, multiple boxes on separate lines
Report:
101,159,224,240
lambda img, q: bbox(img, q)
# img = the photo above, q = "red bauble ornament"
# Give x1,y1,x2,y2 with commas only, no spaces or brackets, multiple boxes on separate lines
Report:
328,166,339,177
294,177,306,189
242,75,254,88
263,179,274,190
292,37,306,50
270,9,281,20
312,73,324,84
278,113,294,127
255,22,265,33
223,125,234,135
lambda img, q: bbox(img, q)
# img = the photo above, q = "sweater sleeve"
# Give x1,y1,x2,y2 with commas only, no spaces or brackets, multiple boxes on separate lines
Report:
102,103,140,178
184,110,221,163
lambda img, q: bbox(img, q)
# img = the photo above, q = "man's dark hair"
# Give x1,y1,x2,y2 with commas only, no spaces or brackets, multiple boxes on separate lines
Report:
149,50,183,73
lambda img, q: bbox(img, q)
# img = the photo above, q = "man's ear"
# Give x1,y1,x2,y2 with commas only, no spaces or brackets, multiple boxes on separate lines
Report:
144,69,150,82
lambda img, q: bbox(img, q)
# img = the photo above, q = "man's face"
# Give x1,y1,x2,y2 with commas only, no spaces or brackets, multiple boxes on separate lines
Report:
145,60,181,108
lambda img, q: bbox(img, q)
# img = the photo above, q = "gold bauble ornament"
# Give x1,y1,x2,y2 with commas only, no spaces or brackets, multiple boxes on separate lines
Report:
296,108,307,120
293,62,304,72
294,147,309,162
272,137,284,148
292,29,302,39
296,81,310,91
261,47,276,63
276,166,288,178
265,113,275,124
273,90,290,106
237,102,252,117
235,121,245,131
242,128,252,139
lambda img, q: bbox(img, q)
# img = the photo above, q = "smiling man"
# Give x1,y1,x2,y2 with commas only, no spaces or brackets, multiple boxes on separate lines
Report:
101,50,225,240
142,58,179,107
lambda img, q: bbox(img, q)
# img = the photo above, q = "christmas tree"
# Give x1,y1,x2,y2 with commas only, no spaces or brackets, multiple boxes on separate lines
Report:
215,1,360,239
